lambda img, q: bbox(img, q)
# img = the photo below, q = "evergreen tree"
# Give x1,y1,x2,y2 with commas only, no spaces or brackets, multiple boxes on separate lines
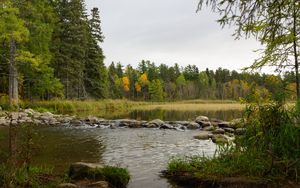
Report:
149,79,164,101
84,7,108,98
52,0,89,99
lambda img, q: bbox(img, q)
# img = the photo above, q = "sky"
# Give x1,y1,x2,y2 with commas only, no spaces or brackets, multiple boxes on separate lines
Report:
85,0,261,72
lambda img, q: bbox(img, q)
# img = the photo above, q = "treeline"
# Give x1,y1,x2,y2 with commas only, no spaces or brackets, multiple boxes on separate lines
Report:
107,61,297,101
0,0,297,102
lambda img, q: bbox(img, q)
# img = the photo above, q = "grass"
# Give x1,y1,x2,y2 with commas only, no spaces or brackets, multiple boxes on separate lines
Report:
19,99,244,116
0,164,61,188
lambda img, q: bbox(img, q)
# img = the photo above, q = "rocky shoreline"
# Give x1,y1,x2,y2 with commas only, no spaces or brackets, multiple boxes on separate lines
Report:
0,109,246,143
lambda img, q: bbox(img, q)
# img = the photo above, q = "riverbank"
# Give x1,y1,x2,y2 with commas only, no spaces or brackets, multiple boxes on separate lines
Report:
162,101,300,188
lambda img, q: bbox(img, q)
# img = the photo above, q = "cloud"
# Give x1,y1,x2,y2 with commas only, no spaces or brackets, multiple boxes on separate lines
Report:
85,0,261,71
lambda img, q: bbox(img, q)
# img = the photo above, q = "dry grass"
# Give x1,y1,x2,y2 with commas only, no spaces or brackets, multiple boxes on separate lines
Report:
133,103,245,111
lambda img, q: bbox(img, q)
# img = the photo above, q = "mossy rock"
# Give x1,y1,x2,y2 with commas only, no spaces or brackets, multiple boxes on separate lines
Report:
212,134,228,144
69,162,130,188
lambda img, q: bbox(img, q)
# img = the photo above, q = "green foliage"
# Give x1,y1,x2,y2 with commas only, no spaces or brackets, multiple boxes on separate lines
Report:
73,166,130,188
149,79,164,102
0,164,58,188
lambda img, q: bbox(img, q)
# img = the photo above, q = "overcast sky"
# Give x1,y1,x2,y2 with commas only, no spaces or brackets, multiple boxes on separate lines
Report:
85,0,261,72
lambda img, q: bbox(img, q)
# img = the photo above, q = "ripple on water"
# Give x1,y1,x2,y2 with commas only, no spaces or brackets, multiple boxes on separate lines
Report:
0,127,217,188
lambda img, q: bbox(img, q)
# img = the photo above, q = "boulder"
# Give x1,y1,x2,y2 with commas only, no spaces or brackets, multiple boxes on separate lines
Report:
69,162,103,180
187,122,200,130
195,116,211,127
212,134,228,144
203,125,215,131
212,128,225,134
147,119,164,128
194,131,213,140
57,183,78,188
217,121,230,128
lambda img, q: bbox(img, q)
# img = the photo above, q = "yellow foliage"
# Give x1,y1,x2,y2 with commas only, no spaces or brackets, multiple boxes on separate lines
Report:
138,73,150,86
122,76,130,92
135,82,142,93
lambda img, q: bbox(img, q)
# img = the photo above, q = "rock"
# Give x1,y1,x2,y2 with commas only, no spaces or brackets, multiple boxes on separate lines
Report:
224,127,235,133
160,124,175,129
71,120,83,126
69,162,103,180
203,125,215,131
24,108,34,114
195,116,211,127
146,119,164,128
235,128,246,135
88,181,109,188
57,183,78,188
217,121,230,128
85,116,100,124
194,131,213,140
187,122,200,130
168,121,190,126
210,118,223,126
212,128,225,134
43,112,53,117
212,134,228,144
110,124,117,129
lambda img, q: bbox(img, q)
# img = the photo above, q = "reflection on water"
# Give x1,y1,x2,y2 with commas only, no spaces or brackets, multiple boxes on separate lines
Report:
0,126,217,188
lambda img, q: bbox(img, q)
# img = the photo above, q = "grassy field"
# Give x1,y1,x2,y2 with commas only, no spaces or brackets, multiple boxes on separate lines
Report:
21,99,244,113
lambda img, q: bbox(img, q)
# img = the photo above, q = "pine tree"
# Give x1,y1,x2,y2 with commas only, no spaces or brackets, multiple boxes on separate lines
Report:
85,7,108,99
52,0,89,99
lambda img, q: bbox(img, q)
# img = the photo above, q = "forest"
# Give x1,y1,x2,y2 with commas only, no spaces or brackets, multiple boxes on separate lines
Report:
0,0,298,103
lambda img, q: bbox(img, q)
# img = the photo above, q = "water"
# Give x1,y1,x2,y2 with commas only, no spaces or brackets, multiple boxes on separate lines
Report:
0,109,240,187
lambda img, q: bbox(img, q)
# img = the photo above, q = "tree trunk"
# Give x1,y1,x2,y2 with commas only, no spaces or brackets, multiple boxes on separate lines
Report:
9,37,18,106
293,0,300,99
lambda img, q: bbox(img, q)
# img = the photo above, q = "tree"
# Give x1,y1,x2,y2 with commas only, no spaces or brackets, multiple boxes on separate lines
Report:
15,0,63,100
85,7,108,98
149,79,164,101
52,0,89,99
0,1,29,106
198,0,300,99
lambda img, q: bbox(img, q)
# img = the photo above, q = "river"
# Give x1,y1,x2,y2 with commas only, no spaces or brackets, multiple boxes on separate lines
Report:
0,109,242,188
